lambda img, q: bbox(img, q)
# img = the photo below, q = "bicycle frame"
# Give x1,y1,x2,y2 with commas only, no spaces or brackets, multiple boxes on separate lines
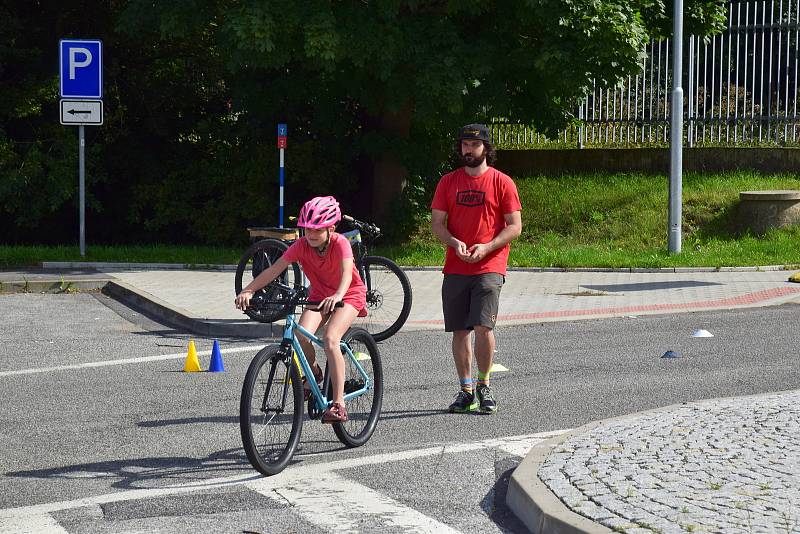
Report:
279,311,373,412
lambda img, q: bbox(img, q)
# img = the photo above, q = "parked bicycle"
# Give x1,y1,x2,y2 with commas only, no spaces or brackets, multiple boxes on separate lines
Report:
235,215,412,341
239,284,383,476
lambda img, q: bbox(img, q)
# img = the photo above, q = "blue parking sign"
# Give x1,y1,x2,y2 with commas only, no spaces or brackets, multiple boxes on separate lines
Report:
60,39,102,99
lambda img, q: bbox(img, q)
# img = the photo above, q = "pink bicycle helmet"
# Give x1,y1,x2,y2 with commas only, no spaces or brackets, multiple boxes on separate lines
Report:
297,196,341,229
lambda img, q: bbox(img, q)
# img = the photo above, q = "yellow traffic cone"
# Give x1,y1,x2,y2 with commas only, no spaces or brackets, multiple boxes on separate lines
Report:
183,340,202,372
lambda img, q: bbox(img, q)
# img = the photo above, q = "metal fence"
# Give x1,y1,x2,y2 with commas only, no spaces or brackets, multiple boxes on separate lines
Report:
492,0,800,149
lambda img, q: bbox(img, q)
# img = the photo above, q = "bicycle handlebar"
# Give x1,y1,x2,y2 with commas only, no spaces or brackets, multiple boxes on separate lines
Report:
247,287,344,313
288,213,381,240
342,214,381,240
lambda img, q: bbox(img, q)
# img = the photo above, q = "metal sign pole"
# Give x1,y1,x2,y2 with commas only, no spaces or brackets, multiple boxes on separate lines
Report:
60,39,102,257
277,124,287,228
669,0,684,254
79,125,86,257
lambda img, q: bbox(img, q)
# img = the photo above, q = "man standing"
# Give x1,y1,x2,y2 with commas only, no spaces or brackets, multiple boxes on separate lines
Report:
431,123,522,414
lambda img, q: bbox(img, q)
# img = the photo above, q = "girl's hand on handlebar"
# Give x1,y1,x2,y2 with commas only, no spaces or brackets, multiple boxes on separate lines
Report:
319,295,341,315
236,290,254,310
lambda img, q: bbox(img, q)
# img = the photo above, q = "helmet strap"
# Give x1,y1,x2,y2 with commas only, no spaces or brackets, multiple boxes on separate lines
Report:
315,228,332,256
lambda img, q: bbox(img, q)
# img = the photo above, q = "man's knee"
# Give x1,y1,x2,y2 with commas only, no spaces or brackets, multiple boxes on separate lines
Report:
473,325,494,337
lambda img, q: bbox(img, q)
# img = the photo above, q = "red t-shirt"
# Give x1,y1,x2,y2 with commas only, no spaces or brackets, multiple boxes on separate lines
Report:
282,233,367,311
430,166,521,275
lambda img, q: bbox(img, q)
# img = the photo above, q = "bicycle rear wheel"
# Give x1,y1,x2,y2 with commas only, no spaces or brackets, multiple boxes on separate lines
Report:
333,328,383,447
235,239,303,323
355,255,412,341
240,345,304,476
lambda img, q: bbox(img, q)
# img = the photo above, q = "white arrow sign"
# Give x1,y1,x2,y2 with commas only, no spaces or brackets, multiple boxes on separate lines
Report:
60,99,103,125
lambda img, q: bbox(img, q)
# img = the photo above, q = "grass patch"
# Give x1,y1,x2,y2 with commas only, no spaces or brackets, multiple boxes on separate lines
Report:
0,244,242,269
397,170,800,268
2,171,799,268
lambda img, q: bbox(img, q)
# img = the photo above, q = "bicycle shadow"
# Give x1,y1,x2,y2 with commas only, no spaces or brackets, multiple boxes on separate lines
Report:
378,409,454,420
138,416,238,427
137,416,353,457
6,448,259,490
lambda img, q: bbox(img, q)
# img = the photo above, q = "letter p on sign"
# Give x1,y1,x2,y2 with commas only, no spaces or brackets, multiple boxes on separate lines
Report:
60,39,102,99
69,48,92,79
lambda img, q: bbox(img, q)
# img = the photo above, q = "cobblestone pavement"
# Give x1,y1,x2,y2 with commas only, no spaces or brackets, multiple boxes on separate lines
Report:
538,391,800,533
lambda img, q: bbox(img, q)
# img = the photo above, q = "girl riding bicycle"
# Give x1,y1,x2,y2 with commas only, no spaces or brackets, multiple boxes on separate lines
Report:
235,196,366,423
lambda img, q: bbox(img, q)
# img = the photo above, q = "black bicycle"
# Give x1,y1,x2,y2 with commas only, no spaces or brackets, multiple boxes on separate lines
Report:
234,215,412,341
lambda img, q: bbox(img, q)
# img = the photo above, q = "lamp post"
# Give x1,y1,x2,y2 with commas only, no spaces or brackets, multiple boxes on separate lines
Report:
669,0,684,253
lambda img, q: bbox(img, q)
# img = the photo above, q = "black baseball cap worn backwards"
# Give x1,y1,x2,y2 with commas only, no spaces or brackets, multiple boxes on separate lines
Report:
458,123,490,142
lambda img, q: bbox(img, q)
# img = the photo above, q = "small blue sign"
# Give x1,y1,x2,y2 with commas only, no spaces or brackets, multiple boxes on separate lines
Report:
60,39,102,99
278,123,287,136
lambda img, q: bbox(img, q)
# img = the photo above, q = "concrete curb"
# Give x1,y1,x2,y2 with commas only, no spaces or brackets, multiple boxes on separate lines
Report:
102,280,281,339
41,261,238,271
506,424,612,534
39,261,800,273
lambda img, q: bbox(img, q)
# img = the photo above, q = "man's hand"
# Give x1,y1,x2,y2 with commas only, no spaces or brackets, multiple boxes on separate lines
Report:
466,243,491,263
452,238,471,261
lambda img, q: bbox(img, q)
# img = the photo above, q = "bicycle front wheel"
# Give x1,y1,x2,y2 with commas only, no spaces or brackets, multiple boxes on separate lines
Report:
355,255,412,341
234,238,302,295
235,239,303,323
333,328,383,448
240,345,304,476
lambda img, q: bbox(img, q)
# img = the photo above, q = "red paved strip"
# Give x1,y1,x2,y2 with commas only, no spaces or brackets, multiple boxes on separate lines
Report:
409,286,800,325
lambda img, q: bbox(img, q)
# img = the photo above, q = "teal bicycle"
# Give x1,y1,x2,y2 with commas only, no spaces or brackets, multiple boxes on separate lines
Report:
239,284,384,476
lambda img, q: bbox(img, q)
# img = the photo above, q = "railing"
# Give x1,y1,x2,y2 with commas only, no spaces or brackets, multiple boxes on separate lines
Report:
493,0,800,148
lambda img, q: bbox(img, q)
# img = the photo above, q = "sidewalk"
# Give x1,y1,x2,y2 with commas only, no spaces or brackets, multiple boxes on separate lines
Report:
5,262,798,337
2,263,800,533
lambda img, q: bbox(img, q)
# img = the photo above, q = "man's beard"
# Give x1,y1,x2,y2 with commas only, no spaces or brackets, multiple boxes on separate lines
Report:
460,152,486,168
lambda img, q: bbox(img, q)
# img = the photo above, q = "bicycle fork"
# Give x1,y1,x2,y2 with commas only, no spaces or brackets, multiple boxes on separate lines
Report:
260,345,294,421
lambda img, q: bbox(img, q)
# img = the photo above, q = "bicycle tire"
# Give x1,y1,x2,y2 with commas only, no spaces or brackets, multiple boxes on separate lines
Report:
235,239,303,323
332,328,383,448
240,345,304,476
355,255,412,341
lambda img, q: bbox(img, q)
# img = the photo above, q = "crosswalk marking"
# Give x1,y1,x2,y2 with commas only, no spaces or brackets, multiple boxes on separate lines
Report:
0,513,70,534
253,472,462,534
0,430,570,533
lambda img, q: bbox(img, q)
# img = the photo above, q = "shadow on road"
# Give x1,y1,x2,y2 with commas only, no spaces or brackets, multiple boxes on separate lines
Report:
582,280,723,292
6,448,256,490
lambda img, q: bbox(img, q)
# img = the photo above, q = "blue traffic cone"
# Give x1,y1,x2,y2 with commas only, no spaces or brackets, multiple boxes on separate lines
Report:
208,340,225,372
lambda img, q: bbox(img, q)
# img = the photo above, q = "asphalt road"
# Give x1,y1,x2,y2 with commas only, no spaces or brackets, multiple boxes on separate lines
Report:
1,292,799,533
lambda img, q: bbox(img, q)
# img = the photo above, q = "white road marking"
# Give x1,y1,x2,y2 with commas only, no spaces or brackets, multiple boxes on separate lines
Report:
253,472,462,534
0,345,264,378
0,512,70,534
0,430,570,532
490,363,509,372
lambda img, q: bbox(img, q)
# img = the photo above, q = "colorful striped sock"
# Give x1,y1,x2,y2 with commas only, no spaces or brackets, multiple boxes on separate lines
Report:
476,369,491,386
459,377,474,393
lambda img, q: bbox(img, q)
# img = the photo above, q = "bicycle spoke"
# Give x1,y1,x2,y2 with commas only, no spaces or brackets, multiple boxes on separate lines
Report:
332,328,383,448
355,256,411,341
240,346,304,476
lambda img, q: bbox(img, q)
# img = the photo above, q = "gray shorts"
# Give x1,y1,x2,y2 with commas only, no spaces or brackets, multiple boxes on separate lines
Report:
441,273,504,332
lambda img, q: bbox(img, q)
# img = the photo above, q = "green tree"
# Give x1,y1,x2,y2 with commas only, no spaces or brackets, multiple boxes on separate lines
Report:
1,1,725,245
119,0,725,226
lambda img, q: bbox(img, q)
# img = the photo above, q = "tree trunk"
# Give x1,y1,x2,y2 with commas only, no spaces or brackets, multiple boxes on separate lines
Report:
369,101,413,224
